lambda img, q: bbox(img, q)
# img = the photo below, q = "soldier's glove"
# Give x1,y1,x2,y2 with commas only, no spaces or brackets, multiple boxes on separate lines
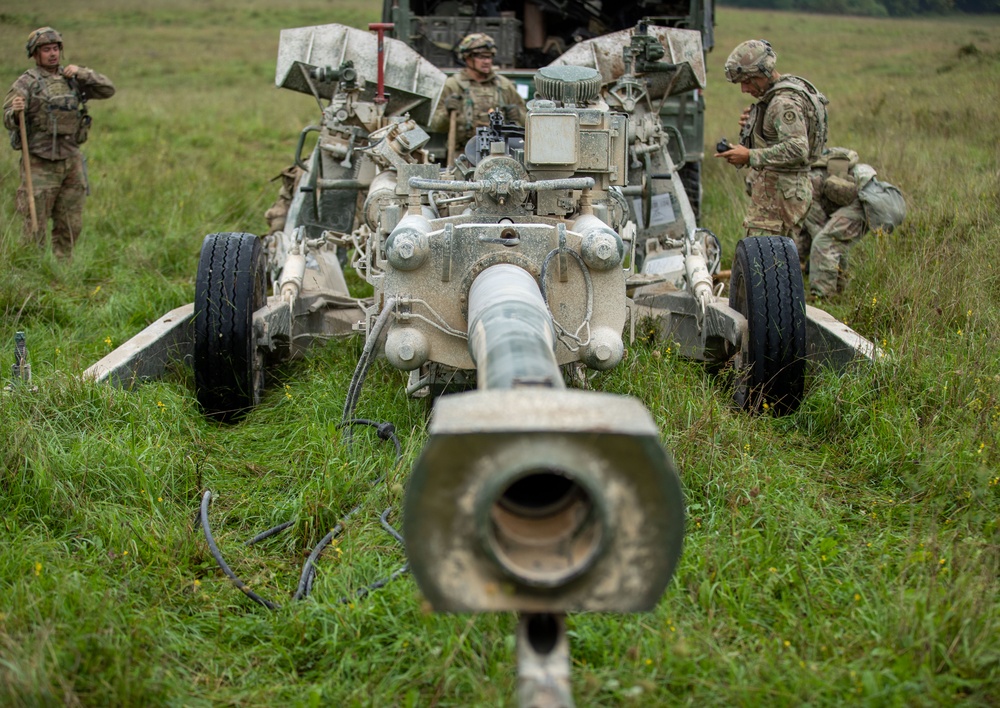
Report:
443,94,463,113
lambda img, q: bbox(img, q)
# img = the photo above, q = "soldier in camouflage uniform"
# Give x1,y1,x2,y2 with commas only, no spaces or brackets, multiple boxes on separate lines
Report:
429,33,526,151
3,27,115,256
803,148,889,299
715,40,828,249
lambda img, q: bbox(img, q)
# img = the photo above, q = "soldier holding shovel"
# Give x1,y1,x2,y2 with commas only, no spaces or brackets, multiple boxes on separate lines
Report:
3,27,115,257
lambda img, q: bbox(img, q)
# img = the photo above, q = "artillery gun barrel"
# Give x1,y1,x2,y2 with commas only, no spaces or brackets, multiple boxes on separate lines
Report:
405,253,685,613
467,264,562,391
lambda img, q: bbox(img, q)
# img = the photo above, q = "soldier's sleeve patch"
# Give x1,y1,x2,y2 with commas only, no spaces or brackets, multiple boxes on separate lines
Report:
782,110,797,124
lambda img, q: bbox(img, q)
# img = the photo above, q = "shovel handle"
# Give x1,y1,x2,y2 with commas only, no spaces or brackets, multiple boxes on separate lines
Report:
18,110,37,233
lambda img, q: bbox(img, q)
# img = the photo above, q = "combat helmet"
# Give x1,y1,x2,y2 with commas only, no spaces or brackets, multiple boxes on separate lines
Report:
724,39,776,83
26,27,62,58
457,33,497,59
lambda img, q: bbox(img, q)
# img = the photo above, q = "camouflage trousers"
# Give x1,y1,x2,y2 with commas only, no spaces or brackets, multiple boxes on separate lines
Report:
804,200,866,298
16,152,86,256
743,169,812,241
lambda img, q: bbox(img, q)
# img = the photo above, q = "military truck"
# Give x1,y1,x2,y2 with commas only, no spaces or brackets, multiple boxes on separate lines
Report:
381,0,714,217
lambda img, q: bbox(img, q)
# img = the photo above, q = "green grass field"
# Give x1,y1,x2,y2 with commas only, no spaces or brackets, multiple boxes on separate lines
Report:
1,2,999,705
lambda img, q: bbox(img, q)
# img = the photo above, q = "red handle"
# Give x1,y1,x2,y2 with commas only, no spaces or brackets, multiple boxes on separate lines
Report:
368,23,395,105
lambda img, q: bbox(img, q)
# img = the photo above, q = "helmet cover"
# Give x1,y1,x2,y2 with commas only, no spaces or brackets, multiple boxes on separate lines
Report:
724,39,776,83
26,27,62,58
458,33,497,59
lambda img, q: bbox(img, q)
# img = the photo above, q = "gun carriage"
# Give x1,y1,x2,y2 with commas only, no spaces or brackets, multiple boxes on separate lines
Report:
83,21,874,706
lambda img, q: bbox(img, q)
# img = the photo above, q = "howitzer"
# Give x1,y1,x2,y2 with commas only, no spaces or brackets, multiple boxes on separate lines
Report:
83,21,877,705
361,64,686,703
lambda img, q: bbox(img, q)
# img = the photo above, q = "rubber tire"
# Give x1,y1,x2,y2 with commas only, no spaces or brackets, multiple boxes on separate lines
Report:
678,161,702,221
194,232,266,421
728,236,806,415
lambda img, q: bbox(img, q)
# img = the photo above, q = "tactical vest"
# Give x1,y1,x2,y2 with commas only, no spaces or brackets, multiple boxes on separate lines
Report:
453,72,521,136
762,75,829,162
17,68,89,158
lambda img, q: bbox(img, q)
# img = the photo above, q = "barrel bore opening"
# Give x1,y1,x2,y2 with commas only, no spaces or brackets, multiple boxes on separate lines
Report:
488,470,604,587
525,613,560,655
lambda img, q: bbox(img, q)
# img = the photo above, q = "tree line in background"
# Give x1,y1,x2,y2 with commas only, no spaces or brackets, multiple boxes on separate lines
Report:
720,0,998,17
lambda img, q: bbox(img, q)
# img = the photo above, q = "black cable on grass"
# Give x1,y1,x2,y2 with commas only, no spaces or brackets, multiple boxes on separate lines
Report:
304,566,315,597
335,507,409,604
341,298,398,441
380,507,405,545
200,490,280,610
245,520,295,546
202,492,405,610
200,419,409,609
291,504,362,601
338,562,410,604
337,418,403,464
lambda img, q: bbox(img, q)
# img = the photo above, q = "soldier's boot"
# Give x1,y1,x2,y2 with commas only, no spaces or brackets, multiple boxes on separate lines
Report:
51,215,80,258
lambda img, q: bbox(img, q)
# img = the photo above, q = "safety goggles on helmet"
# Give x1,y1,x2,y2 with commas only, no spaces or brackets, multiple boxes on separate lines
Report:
459,34,497,58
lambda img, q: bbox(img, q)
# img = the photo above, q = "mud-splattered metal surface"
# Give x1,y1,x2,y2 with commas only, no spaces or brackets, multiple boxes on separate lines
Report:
550,26,706,99
276,23,446,124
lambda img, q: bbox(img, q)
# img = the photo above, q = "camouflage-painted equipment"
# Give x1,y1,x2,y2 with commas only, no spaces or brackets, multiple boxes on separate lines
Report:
26,27,62,58
382,0,716,217
4,331,37,393
85,21,878,707
12,331,29,384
